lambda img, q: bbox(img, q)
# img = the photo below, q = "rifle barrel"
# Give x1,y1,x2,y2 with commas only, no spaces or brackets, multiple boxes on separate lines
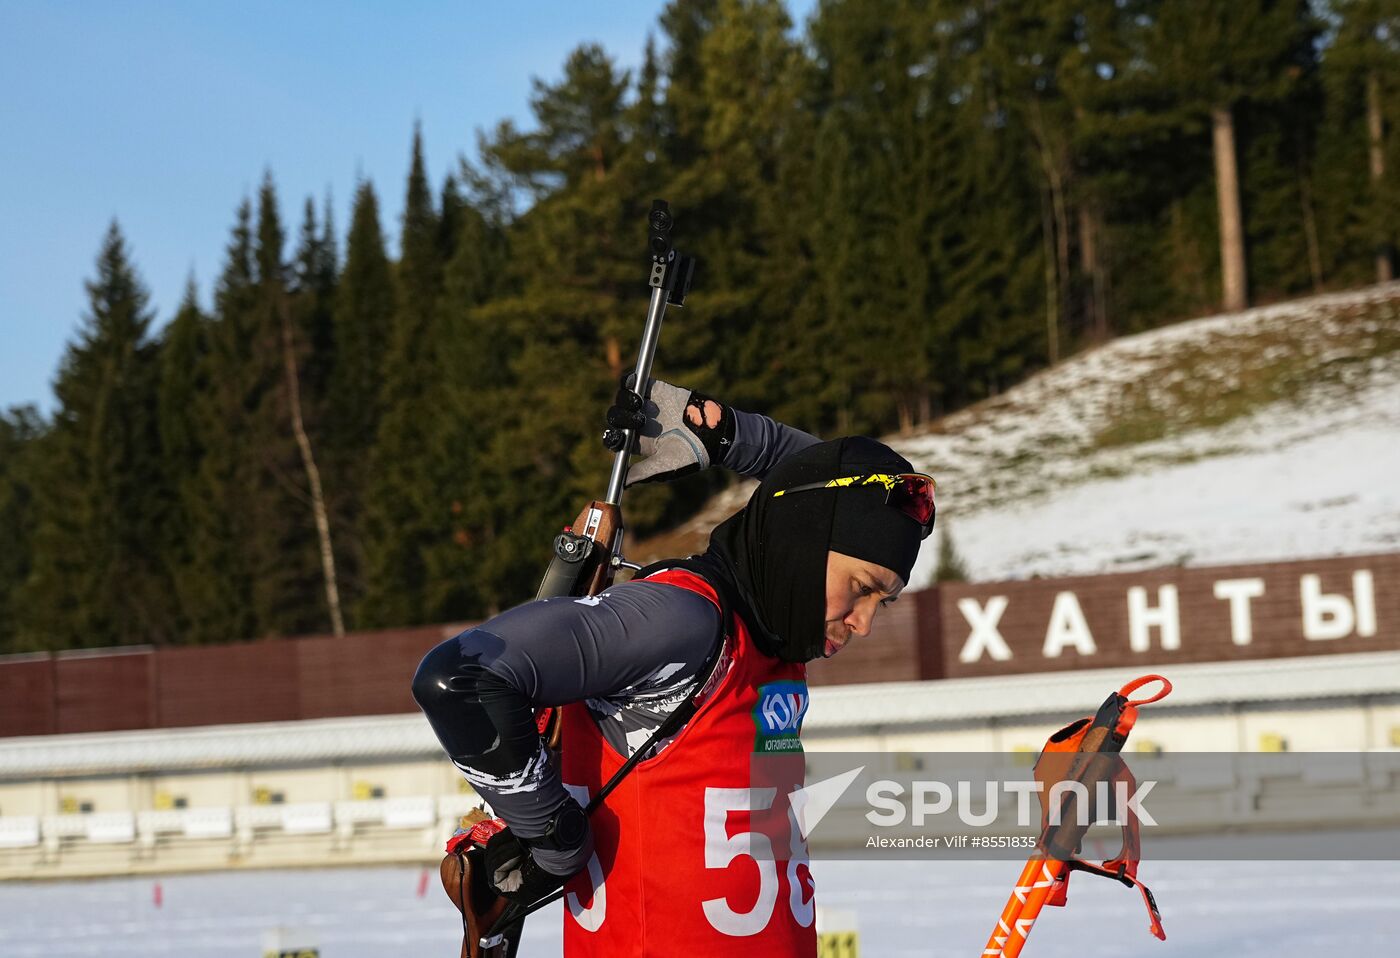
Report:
605,284,670,506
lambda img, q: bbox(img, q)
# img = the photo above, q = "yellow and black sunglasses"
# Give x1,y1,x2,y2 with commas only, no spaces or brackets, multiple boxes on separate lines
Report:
772,473,936,538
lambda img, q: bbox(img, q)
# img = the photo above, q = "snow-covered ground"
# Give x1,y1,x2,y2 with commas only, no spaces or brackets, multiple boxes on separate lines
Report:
2,854,1396,957
907,362,1400,587
904,284,1400,587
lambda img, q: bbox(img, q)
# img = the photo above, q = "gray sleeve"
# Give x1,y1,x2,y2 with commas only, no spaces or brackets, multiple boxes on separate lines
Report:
722,406,822,479
479,581,721,704
457,580,721,869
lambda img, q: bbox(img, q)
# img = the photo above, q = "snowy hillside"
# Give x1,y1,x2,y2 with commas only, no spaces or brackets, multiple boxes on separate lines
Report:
638,283,1400,587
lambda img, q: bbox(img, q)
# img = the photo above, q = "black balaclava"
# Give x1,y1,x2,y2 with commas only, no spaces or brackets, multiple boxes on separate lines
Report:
690,437,928,663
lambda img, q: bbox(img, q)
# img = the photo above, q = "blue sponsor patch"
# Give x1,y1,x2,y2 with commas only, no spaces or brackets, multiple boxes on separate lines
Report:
752,680,809,753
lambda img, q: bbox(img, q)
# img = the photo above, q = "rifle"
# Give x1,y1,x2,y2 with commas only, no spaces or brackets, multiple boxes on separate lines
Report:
440,200,696,958
534,198,696,603
982,674,1172,957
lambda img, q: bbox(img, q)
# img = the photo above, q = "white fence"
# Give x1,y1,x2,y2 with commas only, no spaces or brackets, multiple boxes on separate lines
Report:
3,651,1399,878
0,793,490,878
0,794,482,849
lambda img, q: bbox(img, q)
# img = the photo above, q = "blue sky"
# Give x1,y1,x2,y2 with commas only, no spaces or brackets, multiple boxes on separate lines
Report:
0,1,815,415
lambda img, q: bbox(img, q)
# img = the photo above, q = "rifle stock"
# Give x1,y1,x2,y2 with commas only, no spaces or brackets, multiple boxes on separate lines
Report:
441,810,521,958
534,500,623,601
534,500,622,747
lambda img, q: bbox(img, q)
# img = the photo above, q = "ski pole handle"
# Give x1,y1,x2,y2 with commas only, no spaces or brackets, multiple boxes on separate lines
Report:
1120,674,1172,706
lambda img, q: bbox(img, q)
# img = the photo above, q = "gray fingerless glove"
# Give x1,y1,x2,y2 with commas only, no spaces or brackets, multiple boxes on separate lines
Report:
620,378,735,486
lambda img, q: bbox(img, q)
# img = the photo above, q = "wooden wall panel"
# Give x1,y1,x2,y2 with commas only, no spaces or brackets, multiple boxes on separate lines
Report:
297,624,467,719
53,649,155,733
939,552,1400,679
1,552,1395,737
0,655,56,736
155,642,300,728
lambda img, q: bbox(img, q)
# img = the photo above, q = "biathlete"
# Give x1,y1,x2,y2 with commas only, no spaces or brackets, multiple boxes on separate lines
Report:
413,379,935,955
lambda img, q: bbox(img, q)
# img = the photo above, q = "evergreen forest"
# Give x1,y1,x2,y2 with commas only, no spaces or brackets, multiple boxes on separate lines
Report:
3,0,1399,652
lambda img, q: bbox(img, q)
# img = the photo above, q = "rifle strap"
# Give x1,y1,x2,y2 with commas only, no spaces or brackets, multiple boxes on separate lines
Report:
505,565,733,926
585,564,731,812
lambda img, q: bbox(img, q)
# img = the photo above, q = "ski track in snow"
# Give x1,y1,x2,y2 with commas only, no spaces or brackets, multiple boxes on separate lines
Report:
1,858,1396,956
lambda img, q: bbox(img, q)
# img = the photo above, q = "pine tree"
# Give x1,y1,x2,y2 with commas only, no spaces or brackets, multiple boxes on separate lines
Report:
659,0,720,165
358,127,447,626
1140,1,1321,311
288,193,346,634
0,405,43,652
468,44,668,611
438,174,466,268
673,0,802,408
156,278,210,638
1239,68,1328,300
1329,0,1400,282
422,171,511,618
182,199,259,642
293,195,338,413
324,180,395,620
246,174,327,636
934,522,969,583
1067,0,1185,334
774,0,1050,428
798,0,959,429
17,223,171,648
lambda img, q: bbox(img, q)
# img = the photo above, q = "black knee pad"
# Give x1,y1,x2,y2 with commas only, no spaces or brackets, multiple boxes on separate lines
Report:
412,632,540,777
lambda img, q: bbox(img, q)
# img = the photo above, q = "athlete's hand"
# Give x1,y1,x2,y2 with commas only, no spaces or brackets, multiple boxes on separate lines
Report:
483,828,575,906
607,376,734,485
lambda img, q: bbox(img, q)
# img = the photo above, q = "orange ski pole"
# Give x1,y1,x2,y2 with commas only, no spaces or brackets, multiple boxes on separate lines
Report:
980,675,1172,957
981,855,1067,957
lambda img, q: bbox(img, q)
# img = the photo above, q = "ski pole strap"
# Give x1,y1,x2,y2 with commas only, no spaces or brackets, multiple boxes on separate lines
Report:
1120,674,1172,706
1031,673,1171,940
1057,859,1166,941
585,615,727,813
1111,673,1171,742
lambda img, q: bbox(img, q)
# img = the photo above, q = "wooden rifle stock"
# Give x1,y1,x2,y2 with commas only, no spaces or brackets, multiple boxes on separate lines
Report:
534,500,624,601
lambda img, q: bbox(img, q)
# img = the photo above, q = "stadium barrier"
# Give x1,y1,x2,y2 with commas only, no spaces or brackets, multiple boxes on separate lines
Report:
3,750,1399,878
1,551,1394,740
